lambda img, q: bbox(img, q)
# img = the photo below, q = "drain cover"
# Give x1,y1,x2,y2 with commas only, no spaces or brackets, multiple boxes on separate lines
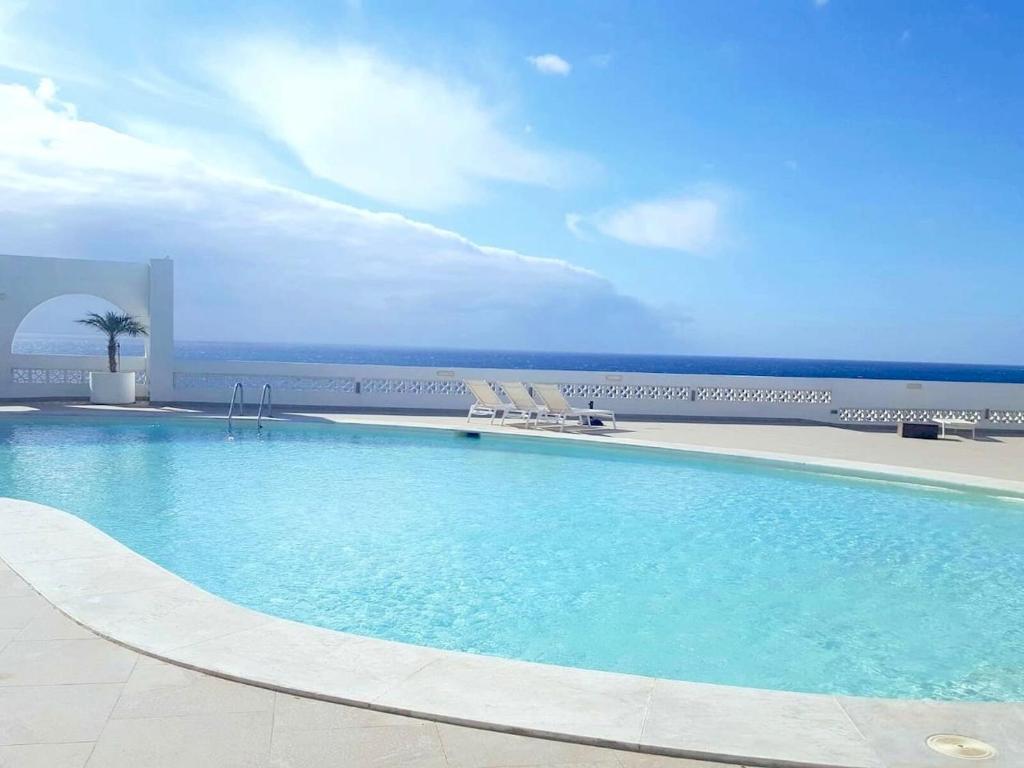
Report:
926,734,996,760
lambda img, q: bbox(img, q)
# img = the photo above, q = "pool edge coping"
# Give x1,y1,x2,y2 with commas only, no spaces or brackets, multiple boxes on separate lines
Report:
2,499,891,768
293,412,1024,499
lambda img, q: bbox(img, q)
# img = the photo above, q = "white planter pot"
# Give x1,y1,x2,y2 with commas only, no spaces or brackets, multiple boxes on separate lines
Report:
89,371,136,405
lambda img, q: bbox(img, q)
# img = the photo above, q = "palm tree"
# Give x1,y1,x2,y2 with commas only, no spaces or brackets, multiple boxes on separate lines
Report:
76,311,149,373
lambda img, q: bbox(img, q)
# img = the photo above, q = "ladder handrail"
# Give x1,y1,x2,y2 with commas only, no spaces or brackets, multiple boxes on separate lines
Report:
257,384,272,431
227,382,244,431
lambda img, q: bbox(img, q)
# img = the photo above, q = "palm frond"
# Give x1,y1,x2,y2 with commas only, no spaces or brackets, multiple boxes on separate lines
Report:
76,311,149,339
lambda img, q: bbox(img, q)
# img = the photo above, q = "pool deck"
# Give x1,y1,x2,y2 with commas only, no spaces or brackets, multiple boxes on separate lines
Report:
304,411,1024,487
2,402,1024,767
0,561,723,768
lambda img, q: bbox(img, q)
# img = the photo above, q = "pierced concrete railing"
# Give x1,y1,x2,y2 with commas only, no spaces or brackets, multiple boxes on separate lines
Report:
162,360,1024,429
4,354,1024,429
8,353,149,398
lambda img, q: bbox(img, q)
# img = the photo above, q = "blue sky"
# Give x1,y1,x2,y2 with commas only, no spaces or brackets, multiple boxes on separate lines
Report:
2,1,1022,362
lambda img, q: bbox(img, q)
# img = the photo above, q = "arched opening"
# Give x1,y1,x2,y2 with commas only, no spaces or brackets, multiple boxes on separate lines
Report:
12,294,148,358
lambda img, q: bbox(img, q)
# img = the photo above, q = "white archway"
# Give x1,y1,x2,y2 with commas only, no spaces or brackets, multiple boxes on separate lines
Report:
0,254,174,400
12,293,146,356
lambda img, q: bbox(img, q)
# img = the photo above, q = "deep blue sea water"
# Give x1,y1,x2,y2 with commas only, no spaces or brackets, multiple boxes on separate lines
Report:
13,334,1024,383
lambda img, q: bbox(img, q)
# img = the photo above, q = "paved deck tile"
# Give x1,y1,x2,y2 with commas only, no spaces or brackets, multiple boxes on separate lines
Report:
273,692,415,731
85,711,273,768
268,723,447,768
0,637,137,687
0,742,95,768
839,696,1024,768
0,595,46,631
0,570,34,598
0,684,122,745
111,655,276,720
437,722,622,767
0,629,18,655
17,607,95,641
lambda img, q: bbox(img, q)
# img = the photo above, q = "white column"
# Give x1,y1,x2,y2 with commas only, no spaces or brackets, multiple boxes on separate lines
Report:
147,258,175,402
0,286,11,399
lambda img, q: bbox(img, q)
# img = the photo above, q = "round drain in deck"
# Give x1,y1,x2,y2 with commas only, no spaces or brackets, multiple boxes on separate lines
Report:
926,734,996,760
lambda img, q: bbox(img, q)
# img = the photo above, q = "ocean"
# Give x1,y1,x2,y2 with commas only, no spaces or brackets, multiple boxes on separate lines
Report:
12,334,1024,383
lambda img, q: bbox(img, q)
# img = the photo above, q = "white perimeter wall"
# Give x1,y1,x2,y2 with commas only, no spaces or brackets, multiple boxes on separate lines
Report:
3,255,1023,429
12,354,1016,429
165,360,1024,429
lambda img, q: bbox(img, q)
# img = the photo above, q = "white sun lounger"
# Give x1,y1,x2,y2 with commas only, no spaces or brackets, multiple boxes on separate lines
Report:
464,380,516,424
931,417,978,439
532,383,617,431
497,382,549,427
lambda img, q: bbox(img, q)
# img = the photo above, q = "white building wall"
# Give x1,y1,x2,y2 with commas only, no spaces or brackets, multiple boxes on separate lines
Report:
0,253,167,400
147,258,175,402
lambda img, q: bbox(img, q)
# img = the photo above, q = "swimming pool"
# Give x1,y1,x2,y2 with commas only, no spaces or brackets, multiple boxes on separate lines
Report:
1,416,1022,702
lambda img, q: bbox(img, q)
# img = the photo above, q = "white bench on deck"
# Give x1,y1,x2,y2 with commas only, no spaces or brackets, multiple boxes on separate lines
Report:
931,418,978,439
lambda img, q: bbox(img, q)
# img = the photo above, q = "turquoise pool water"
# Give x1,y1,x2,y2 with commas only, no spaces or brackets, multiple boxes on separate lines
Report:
1,416,1022,701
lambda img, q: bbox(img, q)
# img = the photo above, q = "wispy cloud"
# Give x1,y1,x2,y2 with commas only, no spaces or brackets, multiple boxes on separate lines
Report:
564,212,587,239
587,53,613,69
526,53,571,76
0,79,680,351
580,189,731,255
203,40,586,210
813,0,829,7
0,1,104,86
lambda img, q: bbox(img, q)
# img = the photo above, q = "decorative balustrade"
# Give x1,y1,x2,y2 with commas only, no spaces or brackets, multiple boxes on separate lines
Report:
987,410,1024,425
361,378,467,396
696,386,831,404
12,367,147,385
837,408,984,424
555,382,690,400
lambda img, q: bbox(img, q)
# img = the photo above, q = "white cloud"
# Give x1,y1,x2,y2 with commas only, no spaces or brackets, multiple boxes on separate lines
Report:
587,53,613,69
205,40,585,210
0,80,681,352
33,75,56,102
564,212,586,239
813,0,829,7
0,2,104,86
589,192,727,255
527,54,571,76
120,117,288,182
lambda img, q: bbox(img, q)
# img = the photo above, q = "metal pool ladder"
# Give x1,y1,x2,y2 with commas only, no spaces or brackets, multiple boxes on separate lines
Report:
227,382,244,433
257,384,272,431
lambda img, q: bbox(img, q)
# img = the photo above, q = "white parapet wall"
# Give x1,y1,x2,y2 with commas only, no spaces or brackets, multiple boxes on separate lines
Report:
5,352,1024,428
160,358,1024,430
